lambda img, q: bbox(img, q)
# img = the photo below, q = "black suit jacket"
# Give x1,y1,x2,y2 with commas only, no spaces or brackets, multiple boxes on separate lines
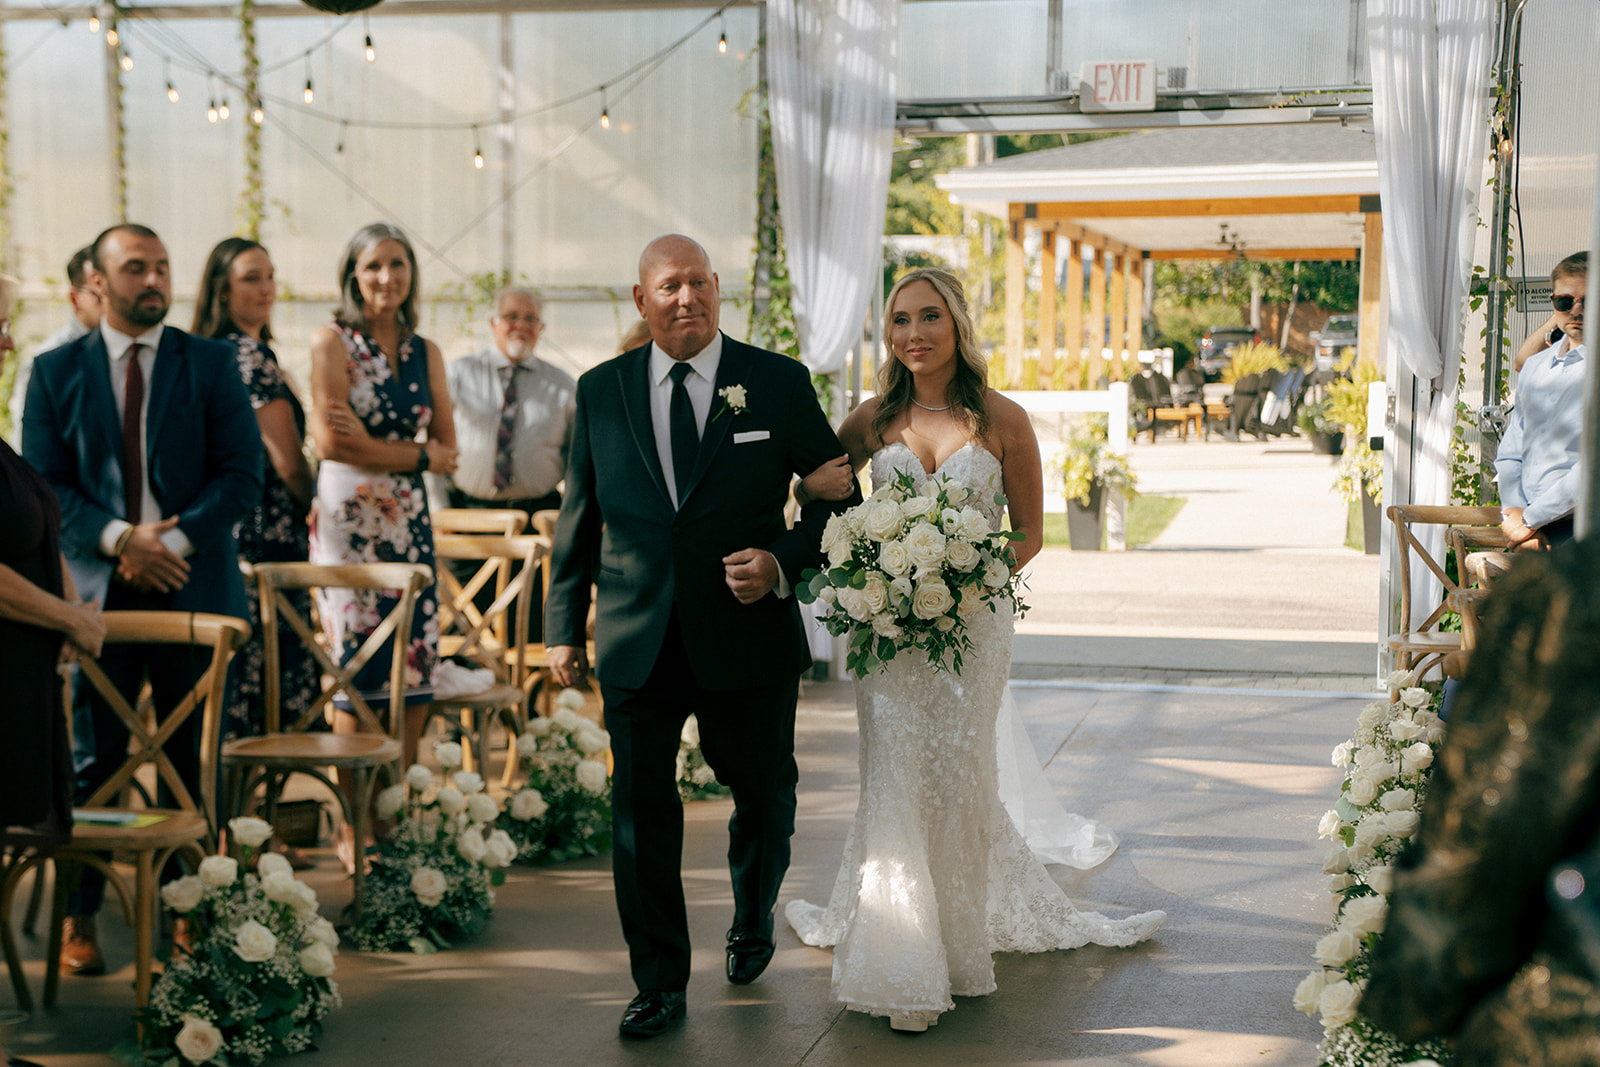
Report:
545,336,853,691
21,326,262,618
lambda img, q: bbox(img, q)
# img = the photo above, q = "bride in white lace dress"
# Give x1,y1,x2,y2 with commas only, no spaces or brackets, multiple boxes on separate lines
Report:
785,268,1165,1032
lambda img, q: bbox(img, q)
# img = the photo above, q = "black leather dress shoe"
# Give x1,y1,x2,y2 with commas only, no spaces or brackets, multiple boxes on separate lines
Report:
726,932,776,985
618,990,686,1039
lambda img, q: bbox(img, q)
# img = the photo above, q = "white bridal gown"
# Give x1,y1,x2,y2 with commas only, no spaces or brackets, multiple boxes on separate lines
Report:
785,442,1165,1025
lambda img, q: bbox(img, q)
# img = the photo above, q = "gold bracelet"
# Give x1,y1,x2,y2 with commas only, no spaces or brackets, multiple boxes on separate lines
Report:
112,526,135,557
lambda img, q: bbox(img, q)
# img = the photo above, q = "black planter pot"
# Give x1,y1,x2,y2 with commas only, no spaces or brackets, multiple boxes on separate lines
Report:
1066,482,1106,551
1361,488,1381,555
1310,430,1345,456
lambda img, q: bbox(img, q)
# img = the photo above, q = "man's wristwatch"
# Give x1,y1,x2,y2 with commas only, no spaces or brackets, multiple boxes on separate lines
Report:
415,443,430,472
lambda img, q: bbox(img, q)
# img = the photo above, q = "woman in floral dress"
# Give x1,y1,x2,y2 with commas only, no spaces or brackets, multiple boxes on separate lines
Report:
308,223,458,781
192,238,320,744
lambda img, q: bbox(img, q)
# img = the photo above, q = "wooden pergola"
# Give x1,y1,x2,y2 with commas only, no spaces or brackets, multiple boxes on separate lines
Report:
936,124,1385,384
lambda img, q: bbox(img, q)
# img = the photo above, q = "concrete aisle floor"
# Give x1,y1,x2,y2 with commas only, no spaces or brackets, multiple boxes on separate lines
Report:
3,677,1355,1067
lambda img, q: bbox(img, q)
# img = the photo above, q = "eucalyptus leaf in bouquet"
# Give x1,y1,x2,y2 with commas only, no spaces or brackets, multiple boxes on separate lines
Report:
112,818,341,1066
346,745,514,953
676,713,729,802
797,467,1027,676
502,688,613,864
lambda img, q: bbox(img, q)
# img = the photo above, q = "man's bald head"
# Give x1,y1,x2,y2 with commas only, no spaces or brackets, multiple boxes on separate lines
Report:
633,234,721,360
638,234,712,283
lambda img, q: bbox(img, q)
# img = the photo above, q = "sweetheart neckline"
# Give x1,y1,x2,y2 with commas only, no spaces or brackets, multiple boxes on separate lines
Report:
873,440,997,479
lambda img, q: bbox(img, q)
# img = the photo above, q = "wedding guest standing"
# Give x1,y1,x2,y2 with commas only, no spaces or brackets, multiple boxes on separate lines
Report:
9,245,101,446
307,222,457,776
23,224,260,974
192,237,320,744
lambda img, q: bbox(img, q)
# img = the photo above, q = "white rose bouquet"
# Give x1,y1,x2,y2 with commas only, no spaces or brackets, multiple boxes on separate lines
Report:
347,744,512,954
675,713,729,802
798,468,1027,675
1295,672,1452,1067
113,819,340,1066
499,688,614,864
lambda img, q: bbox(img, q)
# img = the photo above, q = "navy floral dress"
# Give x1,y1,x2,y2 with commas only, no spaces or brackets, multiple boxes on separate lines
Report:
225,333,322,740
308,322,438,707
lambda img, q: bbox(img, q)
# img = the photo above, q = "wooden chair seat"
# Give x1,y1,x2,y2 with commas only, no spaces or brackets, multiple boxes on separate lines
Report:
1387,504,1503,680
66,810,212,853
222,732,403,769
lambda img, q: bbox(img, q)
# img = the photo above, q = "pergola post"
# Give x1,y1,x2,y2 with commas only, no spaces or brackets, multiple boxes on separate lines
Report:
1127,253,1145,358
1064,235,1083,387
1038,226,1057,388
1359,210,1383,371
1006,204,1027,386
1088,241,1106,386
1109,249,1127,378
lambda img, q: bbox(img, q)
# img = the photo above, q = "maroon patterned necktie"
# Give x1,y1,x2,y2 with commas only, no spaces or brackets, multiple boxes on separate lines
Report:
492,364,517,492
122,344,144,525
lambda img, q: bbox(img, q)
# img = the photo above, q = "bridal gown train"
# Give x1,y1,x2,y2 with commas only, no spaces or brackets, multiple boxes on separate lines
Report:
785,442,1165,1024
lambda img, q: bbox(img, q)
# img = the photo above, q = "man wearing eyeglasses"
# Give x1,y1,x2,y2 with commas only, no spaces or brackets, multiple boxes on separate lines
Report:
8,245,101,446
1496,251,1587,551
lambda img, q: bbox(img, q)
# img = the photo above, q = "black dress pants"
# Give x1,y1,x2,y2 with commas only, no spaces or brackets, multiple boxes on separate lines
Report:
600,611,799,993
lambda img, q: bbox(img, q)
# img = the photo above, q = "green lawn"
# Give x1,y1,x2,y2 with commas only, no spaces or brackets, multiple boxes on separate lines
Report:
1042,493,1187,548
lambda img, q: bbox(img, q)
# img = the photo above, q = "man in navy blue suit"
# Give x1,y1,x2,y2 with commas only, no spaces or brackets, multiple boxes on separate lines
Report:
23,223,261,974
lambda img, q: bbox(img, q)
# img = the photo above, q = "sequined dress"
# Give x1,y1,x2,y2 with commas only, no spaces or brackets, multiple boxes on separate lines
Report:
785,442,1165,1024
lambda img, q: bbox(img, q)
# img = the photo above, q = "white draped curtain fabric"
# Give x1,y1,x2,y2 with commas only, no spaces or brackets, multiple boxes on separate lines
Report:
1368,0,1494,633
767,0,900,375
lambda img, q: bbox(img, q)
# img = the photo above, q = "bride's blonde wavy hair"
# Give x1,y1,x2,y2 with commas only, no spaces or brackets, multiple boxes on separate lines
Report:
871,267,990,447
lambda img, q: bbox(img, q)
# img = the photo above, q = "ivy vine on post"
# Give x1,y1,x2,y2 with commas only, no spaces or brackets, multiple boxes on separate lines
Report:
238,0,265,240
0,17,12,272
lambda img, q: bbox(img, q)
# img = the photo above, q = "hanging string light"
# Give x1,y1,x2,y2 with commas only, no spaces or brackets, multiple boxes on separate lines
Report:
336,119,348,154
106,25,118,47
119,48,133,72
164,57,179,102
251,99,265,125
207,98,219,123
363,13,375,62
218,95,231,121
472,125,484,169
718,13,728,54
599,85,610,131
303,52,315,104
88,13,100,33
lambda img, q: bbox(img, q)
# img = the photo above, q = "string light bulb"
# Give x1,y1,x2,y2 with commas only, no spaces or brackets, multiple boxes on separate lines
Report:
363,14,375,62
167,81,179,103
472,126,484,169
303,53,315,104
251,104,264,125
119,49,133,72
207,99,219,124
164,58,178,103
106,26,118,47
218,97,230,121
600,86,610,130
718,13,728,54
88,14,100,33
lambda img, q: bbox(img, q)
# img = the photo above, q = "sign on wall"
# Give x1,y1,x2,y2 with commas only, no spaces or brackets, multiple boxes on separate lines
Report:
1078,59,1157,112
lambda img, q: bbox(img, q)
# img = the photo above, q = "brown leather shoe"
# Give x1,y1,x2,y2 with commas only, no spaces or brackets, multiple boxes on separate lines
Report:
60,915,105,976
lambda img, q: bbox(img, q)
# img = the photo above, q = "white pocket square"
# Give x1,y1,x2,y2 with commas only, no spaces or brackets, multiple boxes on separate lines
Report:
733,430,771,443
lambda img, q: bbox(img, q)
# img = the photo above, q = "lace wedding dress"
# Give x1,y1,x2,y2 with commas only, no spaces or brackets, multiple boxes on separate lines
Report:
785,442,1165,1025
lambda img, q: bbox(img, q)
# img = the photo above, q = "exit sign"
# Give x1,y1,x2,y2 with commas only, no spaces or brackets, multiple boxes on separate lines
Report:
1079,60,1157,112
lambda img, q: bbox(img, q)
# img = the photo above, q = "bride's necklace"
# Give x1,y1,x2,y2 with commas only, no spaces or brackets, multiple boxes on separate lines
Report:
911,398,951,411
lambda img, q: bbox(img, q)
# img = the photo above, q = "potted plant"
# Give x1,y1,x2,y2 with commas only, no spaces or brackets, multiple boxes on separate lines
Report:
1058,415,1138,551
1297,398,1344,455
1326,357,1384,554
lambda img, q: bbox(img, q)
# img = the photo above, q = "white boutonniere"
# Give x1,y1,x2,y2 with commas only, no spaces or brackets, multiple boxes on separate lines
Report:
714,384,748,421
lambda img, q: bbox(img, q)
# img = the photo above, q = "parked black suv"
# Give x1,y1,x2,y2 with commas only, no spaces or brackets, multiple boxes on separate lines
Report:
1196,326,1258,380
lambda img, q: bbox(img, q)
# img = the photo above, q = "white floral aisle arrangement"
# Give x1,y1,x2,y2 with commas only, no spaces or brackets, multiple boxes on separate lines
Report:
798,469,1028,675
676,714,729,802
1295,672,1452,1067
347,743,514,954
113,817,341,1067
501,688,613,864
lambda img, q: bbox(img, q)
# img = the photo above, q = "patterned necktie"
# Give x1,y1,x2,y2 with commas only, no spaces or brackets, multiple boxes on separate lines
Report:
492,364,518,493
122,343,144,525
669,361,699,504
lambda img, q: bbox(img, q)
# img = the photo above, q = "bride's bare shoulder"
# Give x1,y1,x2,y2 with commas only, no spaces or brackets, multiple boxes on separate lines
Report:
839,396,883,461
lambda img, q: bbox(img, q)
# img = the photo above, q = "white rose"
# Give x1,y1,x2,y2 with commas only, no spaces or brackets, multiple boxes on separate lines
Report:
860,499,906,542
552,707,585,733
836,587,873,623
956,585,988,616
488,828,516,856
510,789,548,821
298,941,336,977
1318,978,1362,1029
376,784,407,820
944,483,971,506
411,866,447,907
175,1015,224,1064
161,875,206,913
1399,686,1430,708
1322,848,1351,875
1388,717,1426,743
1366,865,1394,895
899,494,936,519
870,614,903,639
958,507,990,540
515,732,540,760
826,534,853,568
227,816,273,850
911,579,955,621
860,573,890,615
262,871,303,906
820,513,849,558
405,764,435,791
1386,669,1418,690
1327,872,1357,892
576,759,609,795
434,741,464,769
1346,774,1380,808
1378,788,1415,812
1401,741,1434,774
526,716,553,738
574,727,610,756
903,522,947,570
887,576,914,610
307,915,340,949
1313,928,1361,968
876,539,911,577
198,856,238,888
1340,893,1388,937
233,919,278,963
484,836,515,868
1425,724,1446,745
1293,970,1329,1016
934,615,956,632
1382,810,1420,839
467,792,500,824
436,787,467,816
1346,842,1377,867
944,539,981,571
555,687,588,712
452,771,485,795
680,715,700,746
457,826,488,863
816,585,838,605
1353,744,1385,769
1331,742,1354,767
982,558,1009,589
1353,814,1388,849
256,852,293,881
1317,810,1343,840
1356,701,1390,731
290,880,319,915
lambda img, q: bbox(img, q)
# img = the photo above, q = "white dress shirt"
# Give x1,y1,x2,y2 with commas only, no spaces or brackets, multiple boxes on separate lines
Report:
97,322,194,559
445,347,577,500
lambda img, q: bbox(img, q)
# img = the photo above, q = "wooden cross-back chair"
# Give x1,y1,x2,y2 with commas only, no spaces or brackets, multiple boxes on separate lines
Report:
431,534,544,786
432,507,529,537
513,510,599,717
220,562,430,916
1386,504,1504,679
0,611,249,1010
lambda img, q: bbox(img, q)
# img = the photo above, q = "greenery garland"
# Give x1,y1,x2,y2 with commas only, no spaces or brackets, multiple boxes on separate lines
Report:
238,0,265,240
111,16,128,221
0,17,11,270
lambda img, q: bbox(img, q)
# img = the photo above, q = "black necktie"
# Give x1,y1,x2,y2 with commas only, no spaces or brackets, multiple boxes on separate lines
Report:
669,361,699,504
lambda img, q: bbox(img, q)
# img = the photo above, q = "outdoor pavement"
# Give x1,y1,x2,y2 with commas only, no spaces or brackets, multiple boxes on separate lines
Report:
0,432,1379,1066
